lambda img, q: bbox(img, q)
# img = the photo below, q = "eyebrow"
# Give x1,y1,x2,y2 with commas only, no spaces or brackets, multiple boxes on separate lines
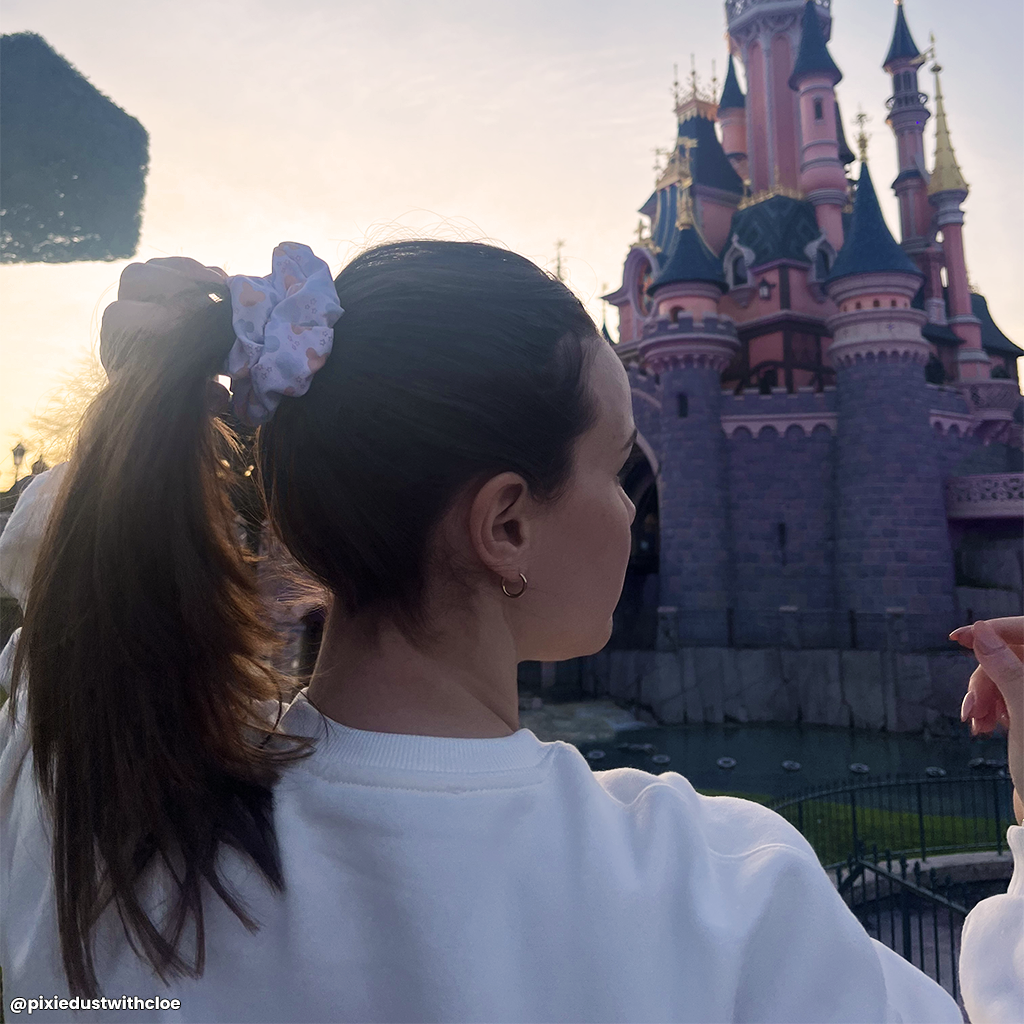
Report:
620,426,638,453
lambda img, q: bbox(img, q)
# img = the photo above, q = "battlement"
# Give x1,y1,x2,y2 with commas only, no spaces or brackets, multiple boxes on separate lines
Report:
640,313,738,340
720,386,838,439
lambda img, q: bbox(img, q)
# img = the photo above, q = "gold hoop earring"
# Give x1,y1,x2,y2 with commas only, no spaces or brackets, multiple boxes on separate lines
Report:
501,572,528,598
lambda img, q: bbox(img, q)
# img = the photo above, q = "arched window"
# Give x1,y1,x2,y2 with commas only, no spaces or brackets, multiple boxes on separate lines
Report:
732,254,748,285
814,249,830,280
813,98,823,121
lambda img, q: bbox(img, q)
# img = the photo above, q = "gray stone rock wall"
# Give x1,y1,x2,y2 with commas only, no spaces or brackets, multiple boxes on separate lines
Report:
576,644,979,735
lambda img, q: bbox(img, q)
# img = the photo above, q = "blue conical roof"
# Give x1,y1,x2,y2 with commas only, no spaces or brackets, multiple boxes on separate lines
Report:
884,2,921,69
648,214,726,295
719,54,745,109
789,1,842,90
826,162,922,283
835,100,856,165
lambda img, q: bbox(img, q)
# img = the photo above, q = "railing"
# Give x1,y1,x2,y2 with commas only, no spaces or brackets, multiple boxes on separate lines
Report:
726,0,829,21
958,379,1023,417
885,91,930,112
836,842,968,1002
770,771,1014,870
945,473,1024,520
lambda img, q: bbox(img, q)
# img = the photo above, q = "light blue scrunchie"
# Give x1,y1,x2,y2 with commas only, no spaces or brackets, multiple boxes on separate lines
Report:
224,242,344,426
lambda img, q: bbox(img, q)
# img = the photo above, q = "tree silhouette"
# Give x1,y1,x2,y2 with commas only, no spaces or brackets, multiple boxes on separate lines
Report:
1,32,148,264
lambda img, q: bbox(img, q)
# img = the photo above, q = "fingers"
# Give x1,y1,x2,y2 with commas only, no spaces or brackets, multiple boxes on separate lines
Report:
117,258,226,303
962,665,1008,735
950,615,1024,649
971,620,1024,722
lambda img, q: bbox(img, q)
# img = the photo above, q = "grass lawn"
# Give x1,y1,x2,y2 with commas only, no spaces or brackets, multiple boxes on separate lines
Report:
772,797,1010,867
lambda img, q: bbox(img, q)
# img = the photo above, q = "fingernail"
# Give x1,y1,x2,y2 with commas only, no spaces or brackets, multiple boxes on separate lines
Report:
949,626,973,641
961,691,976,721
972,620,1005,656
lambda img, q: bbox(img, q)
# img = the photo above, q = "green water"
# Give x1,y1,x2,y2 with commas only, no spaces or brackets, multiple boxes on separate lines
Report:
577,721,1008,799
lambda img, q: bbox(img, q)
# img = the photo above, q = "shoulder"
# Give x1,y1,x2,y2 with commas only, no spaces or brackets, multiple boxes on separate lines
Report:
592,763,819,864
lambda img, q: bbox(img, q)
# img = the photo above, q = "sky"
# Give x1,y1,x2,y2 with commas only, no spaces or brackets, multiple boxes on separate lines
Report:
1,0,1022,487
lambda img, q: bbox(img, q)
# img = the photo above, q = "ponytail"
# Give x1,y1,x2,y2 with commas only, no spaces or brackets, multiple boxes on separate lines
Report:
11,289,310,998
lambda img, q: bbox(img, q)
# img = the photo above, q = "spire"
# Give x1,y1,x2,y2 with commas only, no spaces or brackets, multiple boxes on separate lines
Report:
826,162,922,283
789,1,842,90
647,221,726,295
719,54,745,109
928,67,968,196
835,101,856,166
883,0,921,70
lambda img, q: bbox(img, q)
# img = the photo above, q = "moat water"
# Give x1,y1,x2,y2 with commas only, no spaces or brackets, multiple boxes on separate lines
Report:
519,700,1008,800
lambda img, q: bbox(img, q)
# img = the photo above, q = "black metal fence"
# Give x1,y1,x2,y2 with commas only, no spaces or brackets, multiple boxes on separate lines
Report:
770,770,1014,870
836,843,968,1003
608,605,977,653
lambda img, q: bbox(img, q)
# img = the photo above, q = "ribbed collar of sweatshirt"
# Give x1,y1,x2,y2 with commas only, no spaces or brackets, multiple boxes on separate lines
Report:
275,689,555,780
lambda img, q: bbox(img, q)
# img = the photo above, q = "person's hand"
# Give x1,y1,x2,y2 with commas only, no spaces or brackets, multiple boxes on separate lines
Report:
951,617,1024,824
100,257,228,377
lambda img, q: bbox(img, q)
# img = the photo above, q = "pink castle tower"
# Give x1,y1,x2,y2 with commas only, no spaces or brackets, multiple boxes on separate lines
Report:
725,0,828,195
788,1,847,250
883,1,931,250
927,64,990,382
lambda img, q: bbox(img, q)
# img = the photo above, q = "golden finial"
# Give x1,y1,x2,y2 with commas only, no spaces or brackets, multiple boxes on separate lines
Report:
689,54,699,98
675,137,697,229
672,63,681,108
928,62,968,195
710,59,718,101
854,108,870,163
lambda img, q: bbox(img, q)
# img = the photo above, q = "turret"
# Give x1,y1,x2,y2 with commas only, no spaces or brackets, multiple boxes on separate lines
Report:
883,1,931,249
825,158,956,647
636,148,739,644
718,55,748,183
789,1,847,249
927,64,990,381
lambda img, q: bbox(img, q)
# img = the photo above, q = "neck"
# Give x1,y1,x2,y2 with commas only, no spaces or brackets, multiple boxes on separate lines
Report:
305,600,521,739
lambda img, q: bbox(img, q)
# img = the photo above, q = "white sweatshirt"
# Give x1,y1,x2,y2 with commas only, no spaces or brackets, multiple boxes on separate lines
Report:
0,675,974,1024
1,470,1020,1024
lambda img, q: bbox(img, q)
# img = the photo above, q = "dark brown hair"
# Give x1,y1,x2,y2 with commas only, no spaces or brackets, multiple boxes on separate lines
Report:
10,239,599,997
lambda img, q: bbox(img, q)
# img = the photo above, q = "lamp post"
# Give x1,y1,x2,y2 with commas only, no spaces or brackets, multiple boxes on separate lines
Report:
11,442,26,485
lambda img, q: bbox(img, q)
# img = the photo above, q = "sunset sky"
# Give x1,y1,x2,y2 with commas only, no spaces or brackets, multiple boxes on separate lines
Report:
1,0,1021,487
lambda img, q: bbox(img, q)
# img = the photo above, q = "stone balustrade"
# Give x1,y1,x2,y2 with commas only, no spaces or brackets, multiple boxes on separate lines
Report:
945,473,1024,520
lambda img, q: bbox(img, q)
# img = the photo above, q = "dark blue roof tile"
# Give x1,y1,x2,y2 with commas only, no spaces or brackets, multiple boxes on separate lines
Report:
789,1,842,90
678,114,744,195
973,293,1024,357
648,223,726,294
719,54,746,109
884,2,921,69
826,162,923,283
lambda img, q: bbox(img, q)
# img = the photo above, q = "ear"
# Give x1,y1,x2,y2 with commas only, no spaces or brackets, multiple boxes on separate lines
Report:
466,471,534,576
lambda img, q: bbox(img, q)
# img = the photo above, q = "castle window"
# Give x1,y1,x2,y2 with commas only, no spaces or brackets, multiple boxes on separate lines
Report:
814,249,830,280
891,299,897,307
855,301,862,310
732,254,748,285
873,299,880,308
677,393,689,418
813,98,823,121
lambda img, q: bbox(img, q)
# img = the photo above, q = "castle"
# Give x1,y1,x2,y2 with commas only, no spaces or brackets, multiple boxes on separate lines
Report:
602,0,1024,659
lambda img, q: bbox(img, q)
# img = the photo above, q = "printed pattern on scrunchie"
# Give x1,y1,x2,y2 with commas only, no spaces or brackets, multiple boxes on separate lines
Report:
224,242,344,426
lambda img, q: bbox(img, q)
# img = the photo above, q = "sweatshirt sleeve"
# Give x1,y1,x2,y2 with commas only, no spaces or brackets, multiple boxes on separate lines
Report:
959,824,1024,1024
727,840,963,1023
677,792,964,1024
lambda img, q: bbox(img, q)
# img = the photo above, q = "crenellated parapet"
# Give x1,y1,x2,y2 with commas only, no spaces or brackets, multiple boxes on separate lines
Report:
638,313,741,375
